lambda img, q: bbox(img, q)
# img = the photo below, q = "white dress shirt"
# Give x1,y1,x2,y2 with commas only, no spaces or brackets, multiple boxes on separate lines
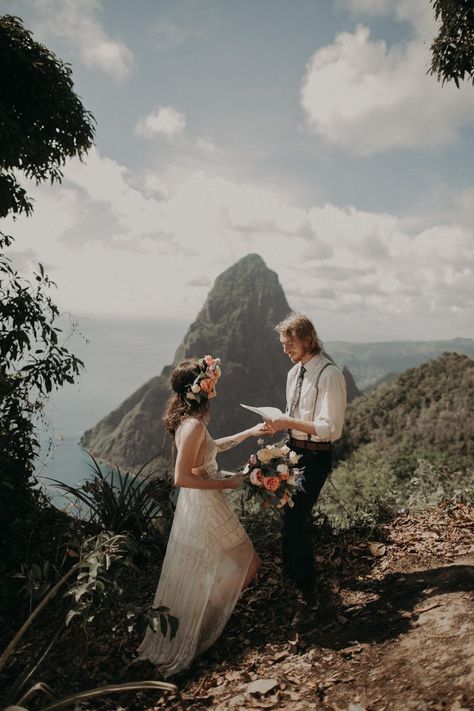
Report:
286,353,347,442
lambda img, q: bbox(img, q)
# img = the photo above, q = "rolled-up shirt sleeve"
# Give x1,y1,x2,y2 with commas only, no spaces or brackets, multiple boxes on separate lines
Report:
314,368,347,441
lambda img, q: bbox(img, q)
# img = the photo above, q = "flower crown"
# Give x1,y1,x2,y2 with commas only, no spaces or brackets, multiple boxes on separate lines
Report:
184,355,221,406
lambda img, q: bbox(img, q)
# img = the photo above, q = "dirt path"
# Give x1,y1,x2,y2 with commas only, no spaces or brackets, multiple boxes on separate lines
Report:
158,503,474,710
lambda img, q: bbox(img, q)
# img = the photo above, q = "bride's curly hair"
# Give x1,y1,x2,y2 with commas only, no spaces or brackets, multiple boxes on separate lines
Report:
162,359,211,436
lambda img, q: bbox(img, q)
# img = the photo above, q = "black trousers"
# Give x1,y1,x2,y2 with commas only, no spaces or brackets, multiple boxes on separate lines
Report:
282,447,332,595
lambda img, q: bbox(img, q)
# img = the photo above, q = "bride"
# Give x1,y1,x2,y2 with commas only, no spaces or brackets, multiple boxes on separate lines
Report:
137,355,265,677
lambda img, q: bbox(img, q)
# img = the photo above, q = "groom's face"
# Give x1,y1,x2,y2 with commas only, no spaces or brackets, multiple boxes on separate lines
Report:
279,335,308,364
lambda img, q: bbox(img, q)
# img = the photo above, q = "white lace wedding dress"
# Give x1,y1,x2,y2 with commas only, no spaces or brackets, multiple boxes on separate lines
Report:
137,420,255,677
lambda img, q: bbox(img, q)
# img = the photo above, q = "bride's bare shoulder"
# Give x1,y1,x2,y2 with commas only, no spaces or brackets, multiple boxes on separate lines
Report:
176,417,206,441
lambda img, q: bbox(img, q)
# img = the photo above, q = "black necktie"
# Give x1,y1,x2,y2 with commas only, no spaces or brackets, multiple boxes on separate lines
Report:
286,365,306,442
288,364,306,418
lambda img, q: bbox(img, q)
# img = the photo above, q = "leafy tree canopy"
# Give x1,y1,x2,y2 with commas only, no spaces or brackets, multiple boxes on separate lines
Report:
0,15,95,590
429,0,474,86
0,14,95,217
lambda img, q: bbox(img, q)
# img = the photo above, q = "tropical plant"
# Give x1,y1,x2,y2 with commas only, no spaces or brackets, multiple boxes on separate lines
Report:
0,531,181,711
0,13,94,594
0,15,95,218
49,452,174,542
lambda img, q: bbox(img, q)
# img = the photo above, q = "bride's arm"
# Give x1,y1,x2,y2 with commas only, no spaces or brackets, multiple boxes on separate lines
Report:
175,420,241,490
215,422,269,452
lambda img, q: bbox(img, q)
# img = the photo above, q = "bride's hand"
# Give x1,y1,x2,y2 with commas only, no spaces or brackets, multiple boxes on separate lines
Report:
227,472,245,489
248,422,272,437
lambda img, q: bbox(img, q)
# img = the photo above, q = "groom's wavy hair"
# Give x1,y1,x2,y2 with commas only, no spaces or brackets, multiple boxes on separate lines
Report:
275,313,322,355
162,359,210,437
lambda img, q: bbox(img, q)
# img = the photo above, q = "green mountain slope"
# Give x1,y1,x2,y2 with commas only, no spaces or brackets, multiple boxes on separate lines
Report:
338,352,474,460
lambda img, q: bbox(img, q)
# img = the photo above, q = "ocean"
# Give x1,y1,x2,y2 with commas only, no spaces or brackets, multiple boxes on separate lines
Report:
35,315,188,505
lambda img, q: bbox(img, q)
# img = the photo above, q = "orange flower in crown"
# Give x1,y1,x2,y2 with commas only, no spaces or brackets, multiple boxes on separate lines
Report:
184,355,221,406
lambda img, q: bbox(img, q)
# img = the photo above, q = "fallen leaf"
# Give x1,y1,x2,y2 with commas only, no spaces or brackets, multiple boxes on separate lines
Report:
369,542,386,557
245,678,279,696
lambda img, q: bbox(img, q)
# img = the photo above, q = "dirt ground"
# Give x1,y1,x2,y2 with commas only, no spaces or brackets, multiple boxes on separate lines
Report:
3,502,473,711
143,502,474,711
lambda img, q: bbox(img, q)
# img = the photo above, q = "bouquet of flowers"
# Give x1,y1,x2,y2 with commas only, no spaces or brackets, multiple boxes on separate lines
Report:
241,441,304,509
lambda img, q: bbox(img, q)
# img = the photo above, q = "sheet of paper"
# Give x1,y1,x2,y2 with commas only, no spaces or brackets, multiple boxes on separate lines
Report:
240,403,283,419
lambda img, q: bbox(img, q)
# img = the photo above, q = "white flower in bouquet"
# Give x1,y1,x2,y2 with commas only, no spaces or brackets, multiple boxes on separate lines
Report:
267,446,285,458
257,448,273,463
289,450,300,464
280,444,290,455
277,463,289,475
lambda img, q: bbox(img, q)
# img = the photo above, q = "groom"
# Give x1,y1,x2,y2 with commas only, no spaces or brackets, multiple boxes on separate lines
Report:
265,313,346,630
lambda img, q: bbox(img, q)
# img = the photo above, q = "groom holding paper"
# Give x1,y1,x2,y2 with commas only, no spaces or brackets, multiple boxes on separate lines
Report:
265,313,346,631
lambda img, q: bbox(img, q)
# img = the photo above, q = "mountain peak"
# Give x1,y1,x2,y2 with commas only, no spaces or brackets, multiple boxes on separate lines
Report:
81,254,359,471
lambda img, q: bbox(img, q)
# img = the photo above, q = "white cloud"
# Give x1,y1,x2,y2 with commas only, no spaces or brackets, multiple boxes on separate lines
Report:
5,150,473,340
135,106,187,139
30,0,133,80
302,2,474,155
301,25,474,155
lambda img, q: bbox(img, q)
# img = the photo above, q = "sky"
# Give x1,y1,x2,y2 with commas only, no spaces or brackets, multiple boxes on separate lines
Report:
4,0,474,342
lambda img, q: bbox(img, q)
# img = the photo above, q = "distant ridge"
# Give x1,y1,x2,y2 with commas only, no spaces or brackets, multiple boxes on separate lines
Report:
81,254,360,471
326,339,474,390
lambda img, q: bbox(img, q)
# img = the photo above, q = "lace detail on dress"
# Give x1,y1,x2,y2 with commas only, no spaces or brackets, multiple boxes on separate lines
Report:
137,420,254,677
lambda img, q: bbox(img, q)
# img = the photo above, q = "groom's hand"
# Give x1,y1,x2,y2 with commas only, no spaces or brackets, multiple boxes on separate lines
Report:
264,415,290,433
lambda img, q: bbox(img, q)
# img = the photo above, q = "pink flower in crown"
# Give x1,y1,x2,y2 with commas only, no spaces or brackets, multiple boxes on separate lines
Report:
204,355,221,381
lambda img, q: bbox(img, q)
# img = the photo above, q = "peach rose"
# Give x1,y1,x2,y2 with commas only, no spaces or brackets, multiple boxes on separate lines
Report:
263,476,280,492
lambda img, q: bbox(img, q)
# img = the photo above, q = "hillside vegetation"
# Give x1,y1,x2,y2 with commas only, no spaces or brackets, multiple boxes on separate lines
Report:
321,353,473,530
338,352,473,459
